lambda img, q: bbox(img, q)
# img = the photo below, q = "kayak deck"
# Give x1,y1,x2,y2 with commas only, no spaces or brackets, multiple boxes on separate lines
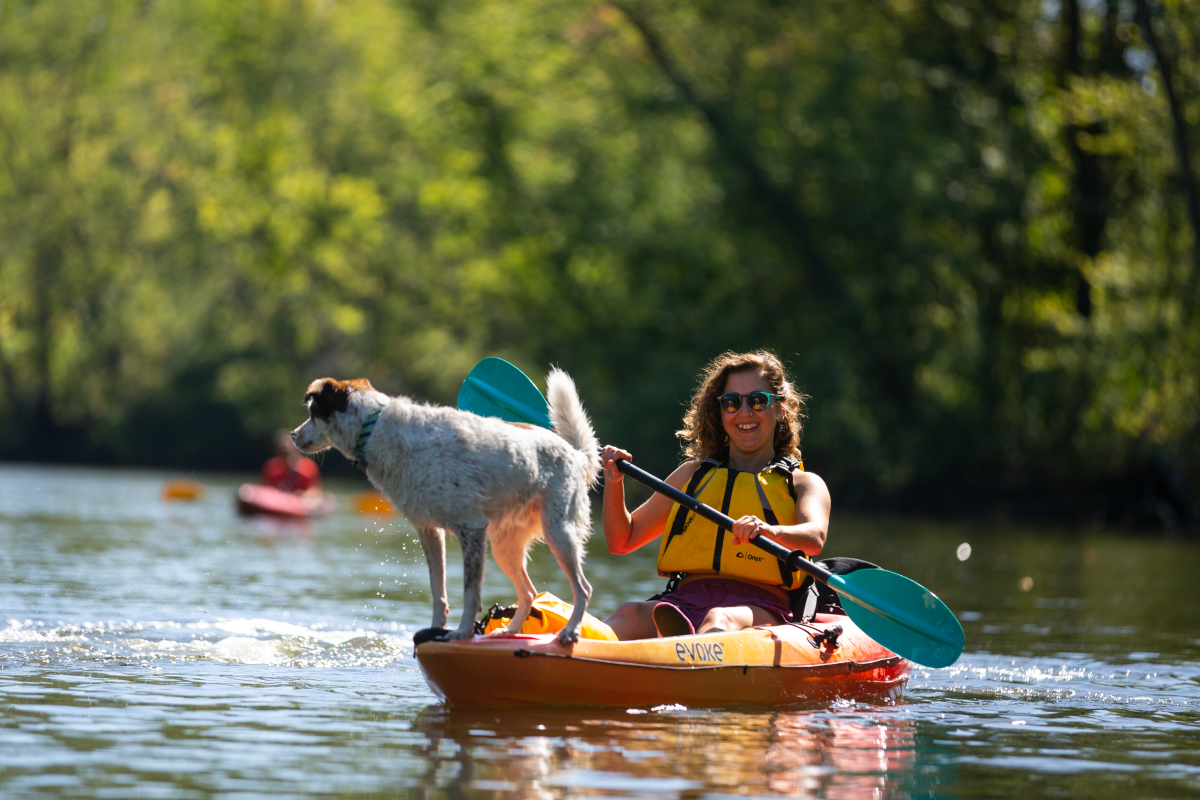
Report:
416,614,909,708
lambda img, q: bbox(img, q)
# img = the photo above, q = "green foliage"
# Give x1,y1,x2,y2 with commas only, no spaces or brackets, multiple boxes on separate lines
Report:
0,0,1197,510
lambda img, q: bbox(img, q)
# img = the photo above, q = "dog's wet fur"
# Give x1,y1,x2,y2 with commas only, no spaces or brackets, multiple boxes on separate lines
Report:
292,370,600,645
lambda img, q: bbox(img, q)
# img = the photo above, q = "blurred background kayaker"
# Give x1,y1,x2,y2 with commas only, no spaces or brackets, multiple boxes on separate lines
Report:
600,351,830,640
262,429,323,498
235,430,331,519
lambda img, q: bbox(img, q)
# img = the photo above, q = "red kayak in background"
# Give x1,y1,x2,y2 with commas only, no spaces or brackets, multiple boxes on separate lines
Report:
236,484,334,518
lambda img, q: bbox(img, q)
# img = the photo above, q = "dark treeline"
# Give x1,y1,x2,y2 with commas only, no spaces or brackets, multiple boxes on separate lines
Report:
1,0,1198,528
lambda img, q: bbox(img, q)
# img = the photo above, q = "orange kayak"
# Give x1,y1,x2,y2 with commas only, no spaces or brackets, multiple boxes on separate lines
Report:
416,613,909,708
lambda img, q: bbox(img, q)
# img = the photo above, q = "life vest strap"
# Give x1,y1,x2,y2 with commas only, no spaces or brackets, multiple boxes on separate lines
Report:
766,454,800,499
711,470,738,572
660,458,719,558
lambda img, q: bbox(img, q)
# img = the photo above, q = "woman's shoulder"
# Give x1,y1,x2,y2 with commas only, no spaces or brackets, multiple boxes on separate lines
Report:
665,459,705,488
790,466,829,496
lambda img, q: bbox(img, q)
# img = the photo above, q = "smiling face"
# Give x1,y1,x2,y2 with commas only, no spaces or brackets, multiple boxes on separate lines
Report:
720,369,779,460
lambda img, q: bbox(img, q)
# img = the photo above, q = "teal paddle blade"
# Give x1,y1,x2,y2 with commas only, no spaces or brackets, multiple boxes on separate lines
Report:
829,568,965,668
457,357,552,429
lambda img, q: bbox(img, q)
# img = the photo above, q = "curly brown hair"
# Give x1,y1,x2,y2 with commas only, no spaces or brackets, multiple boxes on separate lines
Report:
676,351,807,462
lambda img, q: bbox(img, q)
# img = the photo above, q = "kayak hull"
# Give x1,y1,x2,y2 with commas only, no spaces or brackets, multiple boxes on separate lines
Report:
416,614,909,708
236,484,332,518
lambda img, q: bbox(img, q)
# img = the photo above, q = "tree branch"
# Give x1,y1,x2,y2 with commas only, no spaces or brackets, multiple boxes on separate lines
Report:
610,2,840,304
609,3,918,409
1135,0,1200,315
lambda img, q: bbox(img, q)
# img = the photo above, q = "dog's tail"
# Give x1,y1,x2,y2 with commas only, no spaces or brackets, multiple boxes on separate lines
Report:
546,367,601,485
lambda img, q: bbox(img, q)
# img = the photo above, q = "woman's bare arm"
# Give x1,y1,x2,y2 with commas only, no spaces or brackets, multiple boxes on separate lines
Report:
601,447,700,555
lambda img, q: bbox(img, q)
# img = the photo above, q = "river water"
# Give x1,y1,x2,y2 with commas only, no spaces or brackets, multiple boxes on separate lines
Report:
1,463,1198,798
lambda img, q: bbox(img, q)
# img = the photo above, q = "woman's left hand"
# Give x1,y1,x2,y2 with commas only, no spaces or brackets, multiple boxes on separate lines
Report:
731,515,774,546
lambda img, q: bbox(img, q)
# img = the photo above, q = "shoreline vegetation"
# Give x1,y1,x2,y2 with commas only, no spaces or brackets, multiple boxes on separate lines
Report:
1,1,1198,531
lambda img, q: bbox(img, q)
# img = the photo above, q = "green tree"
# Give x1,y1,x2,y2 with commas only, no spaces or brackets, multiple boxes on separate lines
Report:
0,0,1196,523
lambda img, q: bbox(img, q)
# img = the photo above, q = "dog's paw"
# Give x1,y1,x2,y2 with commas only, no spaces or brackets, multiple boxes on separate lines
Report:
445,627,475,641
412,627,450,648
556,626,581,646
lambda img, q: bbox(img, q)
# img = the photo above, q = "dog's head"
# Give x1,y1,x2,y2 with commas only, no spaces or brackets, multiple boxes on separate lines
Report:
292,377,377,456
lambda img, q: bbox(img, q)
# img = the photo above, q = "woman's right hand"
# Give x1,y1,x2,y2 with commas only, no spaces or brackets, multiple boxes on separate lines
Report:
600,445,633,483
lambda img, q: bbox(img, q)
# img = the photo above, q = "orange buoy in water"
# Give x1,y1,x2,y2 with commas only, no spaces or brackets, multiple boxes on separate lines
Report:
355,491,396,516
162,479,204,501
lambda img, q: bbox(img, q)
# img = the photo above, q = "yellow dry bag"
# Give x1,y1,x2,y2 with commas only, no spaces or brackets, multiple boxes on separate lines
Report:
479,591,618,641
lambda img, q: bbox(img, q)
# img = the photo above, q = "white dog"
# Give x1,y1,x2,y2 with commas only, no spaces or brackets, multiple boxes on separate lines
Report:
292,370,600,645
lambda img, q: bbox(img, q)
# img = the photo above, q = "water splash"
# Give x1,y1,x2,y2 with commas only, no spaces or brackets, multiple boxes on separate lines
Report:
2,617,414,669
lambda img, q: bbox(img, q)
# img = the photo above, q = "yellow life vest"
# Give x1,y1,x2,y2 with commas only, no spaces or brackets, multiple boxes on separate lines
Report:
657,455,807,590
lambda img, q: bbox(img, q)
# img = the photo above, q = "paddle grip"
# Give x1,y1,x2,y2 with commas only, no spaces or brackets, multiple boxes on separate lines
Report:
612,459,835,585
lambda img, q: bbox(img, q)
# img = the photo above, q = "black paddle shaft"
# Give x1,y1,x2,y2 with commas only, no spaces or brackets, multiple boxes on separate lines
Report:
612,459,836,586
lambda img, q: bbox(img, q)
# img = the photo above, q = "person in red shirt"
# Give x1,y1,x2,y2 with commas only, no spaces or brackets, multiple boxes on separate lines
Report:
261,430,323,496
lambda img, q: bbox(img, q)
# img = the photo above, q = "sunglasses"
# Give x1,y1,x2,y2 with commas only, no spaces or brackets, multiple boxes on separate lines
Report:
717,391,781,414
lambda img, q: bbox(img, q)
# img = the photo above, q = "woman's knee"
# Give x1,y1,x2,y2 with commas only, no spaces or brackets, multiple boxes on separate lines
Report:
604,601,656,640
611,601,645,621
699,607,735,632
699,606,754,633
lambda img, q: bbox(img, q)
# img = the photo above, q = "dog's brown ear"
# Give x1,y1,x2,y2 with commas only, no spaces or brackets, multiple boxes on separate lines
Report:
344,378,375,392
305,378,350,421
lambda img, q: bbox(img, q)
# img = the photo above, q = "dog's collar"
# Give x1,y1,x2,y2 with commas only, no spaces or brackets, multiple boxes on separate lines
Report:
352,404,386,472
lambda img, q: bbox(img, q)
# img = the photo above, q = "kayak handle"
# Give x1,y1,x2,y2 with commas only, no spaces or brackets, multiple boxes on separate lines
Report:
612,458,835,587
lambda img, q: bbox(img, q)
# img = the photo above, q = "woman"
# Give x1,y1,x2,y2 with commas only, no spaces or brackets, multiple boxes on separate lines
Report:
601,351,830,640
